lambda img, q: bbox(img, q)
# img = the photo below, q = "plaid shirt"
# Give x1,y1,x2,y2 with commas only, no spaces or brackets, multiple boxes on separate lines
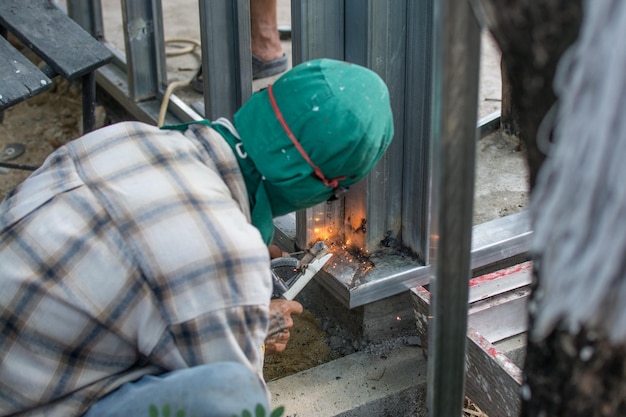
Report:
0,122,272,417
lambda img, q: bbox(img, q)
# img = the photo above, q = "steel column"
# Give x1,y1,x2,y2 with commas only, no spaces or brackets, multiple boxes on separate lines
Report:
291,0,344,63
427,1,482,416
291,0,345,250
403,0,435,262
198,0,252,119
67,0,105,40
120,0,167,102
292,0,434,264
343,0,408,254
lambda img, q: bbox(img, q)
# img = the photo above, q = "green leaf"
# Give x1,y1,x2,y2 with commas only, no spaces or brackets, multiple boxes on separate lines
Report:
270,406,285,417
175,409,186,417
162,404,171,417
149,404,159,417
242,410,252,417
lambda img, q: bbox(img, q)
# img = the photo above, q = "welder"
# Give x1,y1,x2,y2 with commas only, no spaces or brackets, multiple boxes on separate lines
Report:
0,58,393,417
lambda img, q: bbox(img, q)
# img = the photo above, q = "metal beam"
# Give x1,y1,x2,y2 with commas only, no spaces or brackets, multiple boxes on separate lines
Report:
67,0,105,40
344,0,408,254
198,0,252,119
427,0,482,416
120,0,167,101
291,0,345,250
290,0,344,63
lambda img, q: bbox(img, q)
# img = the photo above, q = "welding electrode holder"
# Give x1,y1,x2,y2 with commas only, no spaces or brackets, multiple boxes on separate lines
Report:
270,257,299,299
270,242,331,300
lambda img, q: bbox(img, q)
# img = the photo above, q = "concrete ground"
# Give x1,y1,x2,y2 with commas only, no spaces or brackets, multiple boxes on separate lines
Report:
268,345,427,417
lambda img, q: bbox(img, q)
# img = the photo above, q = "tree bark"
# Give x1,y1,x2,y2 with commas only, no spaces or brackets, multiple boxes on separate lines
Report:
474,1,626,416
521,324,626,416
474,0,582,189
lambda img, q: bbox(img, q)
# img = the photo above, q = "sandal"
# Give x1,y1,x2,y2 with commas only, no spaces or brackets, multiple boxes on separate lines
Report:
191,54,289,93
252,54,288,80
191,66,204,93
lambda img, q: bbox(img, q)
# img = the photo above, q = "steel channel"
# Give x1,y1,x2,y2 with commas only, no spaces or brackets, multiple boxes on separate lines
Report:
344,0,406,253
276,208,531,308
290,0,344,64
427,0,482,415
95,43,200,125
470,210,531,270
66,0,105,40
291,0,344,249
198,0,252,120
120,0,167,102
402,0,435,262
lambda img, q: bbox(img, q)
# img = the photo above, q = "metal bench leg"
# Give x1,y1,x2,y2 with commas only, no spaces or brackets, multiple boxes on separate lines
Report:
1,25,6,124
82,71,96,133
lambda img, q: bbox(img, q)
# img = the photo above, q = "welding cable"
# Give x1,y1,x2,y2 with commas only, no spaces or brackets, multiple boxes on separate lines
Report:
164,38,201,57
157,79,191,127
157,38,202,127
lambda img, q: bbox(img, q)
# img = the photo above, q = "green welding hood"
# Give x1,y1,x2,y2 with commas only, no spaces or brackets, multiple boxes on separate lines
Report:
234,58,394,218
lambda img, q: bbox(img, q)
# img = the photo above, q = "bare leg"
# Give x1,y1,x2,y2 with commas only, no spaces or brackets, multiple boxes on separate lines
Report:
250,0,284,61
192,0,286,90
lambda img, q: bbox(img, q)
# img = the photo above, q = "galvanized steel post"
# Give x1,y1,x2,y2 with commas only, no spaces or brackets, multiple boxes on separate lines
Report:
427,0,481,415
198,0,252,119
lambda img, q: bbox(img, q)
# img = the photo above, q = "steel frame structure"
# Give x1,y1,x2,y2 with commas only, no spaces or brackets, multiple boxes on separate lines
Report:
64,1,530,415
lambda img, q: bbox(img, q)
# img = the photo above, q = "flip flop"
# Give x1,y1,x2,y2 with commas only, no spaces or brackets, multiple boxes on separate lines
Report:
252,54,288,80
191,53,289,93
191,66,204,93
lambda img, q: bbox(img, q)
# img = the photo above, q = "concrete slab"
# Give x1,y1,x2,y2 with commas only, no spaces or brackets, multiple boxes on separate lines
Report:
267,345,427,417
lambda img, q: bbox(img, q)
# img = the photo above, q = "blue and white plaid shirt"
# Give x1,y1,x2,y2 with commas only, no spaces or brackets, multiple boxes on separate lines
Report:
0,122,272,416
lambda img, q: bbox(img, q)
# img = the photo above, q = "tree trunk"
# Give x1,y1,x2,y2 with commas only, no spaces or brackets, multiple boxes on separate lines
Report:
521,325,626,416
521,0,626,414
474,1,626,415
474,0,582,189
472,1,626,415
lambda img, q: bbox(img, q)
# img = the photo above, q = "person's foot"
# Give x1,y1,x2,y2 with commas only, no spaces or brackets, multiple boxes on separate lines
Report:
191,40,288,92
250,14,287,79
252,54,288,80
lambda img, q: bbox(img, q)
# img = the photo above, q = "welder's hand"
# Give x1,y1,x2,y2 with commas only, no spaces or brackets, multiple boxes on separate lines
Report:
264,299,303,355
268,244,289,259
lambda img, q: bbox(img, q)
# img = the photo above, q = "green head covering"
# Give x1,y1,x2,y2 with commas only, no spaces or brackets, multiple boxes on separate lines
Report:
234,58,394,221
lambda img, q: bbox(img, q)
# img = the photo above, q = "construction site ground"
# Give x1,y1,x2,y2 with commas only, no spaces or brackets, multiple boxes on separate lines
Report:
0,1,529,416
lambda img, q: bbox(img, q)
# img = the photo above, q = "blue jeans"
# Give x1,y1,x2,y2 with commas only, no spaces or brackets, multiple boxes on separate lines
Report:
83,362,270,417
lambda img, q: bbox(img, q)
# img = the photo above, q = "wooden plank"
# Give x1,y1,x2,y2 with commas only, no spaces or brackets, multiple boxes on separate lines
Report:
0,35,51,110
0,0,112,79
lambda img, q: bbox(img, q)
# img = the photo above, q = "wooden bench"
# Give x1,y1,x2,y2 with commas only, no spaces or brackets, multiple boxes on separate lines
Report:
0,0,113,132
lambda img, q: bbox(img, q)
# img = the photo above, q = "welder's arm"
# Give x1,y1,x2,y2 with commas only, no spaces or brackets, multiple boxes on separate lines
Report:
264,299,303,354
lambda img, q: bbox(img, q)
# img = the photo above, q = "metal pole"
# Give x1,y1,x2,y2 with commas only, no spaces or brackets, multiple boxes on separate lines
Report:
121,0,168,102
67,0,105,40
291,0,345,249
198,0,252,119
82,72,97,133
427,0,481,416
290,0,344,64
